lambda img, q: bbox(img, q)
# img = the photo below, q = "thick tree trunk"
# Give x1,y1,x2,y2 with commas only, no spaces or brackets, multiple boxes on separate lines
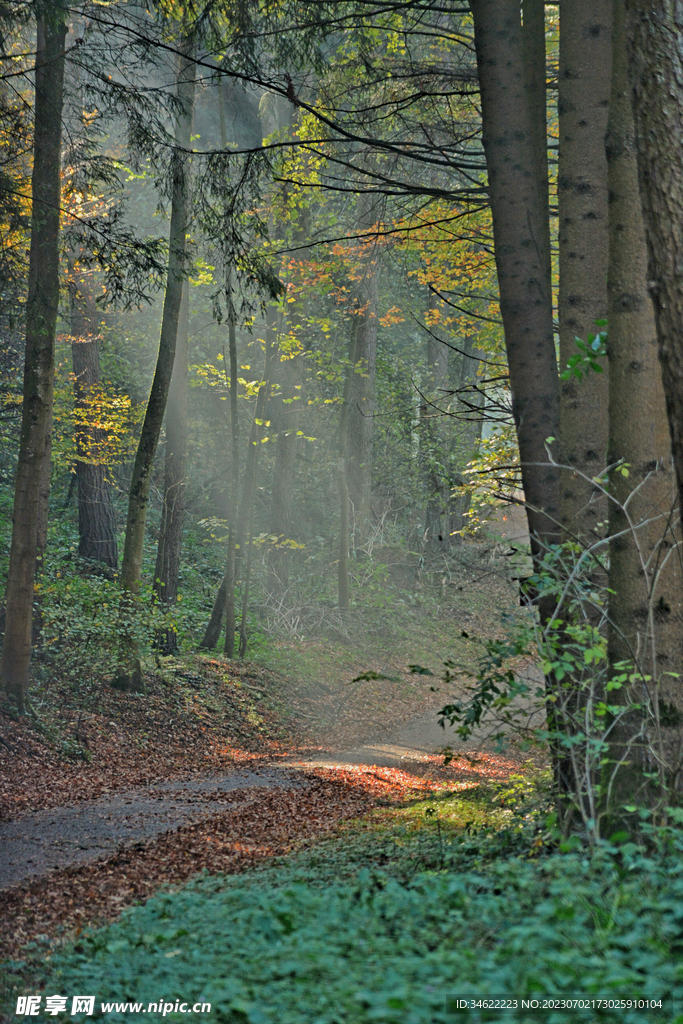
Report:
346,197,380,545
114,40,195,691
522,0,551,291
70,285,118,569
626,4,683,551
605,0,683,816
153,279,189,653
470,0,560,562
0,14,67,709
558,1,612,540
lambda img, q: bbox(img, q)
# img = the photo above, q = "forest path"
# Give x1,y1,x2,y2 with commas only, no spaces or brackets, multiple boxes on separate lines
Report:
0,768,300,890
0,700,531,892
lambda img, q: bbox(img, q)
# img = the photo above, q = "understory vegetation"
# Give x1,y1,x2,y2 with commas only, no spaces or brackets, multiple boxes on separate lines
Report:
41,782,683,1023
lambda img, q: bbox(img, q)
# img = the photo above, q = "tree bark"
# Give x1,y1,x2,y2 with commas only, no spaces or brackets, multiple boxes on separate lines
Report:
523,0,552,292
0,12,67,709
605,0,683,815
153,279,189,653
70,284,118,569
114,38,195,691
558,0,612,540
470,0,560,562
626,3,683,545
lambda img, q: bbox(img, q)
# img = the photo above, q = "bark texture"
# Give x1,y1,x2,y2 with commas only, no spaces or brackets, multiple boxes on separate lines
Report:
523,0,552,291
153,279,189,652
606,0,683,807
70,284,118,569
558,0,612,540
0,14,67,707
626,3,683,537
470,0,560,560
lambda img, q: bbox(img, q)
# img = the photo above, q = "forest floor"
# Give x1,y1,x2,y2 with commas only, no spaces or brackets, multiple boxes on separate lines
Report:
0,539,542,1013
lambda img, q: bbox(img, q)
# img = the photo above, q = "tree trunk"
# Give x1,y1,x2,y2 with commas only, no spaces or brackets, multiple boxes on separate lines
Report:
422,290,451,554
114,39,195,691
605,0,683,817
200,310,239,653
346,196,380,546
201,316,275,656
522,0,551,292
153,279,189,653
267,350,303,597
0,13,67,709
226,329,274,656
119,41,195,596
470,0,560,562
450,334,486,539
338,342,354,612
626,3,683,546
558,0,612,540
70,284,118,569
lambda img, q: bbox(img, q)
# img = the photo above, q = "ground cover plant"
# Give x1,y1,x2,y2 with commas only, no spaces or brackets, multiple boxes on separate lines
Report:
40,782,683,1024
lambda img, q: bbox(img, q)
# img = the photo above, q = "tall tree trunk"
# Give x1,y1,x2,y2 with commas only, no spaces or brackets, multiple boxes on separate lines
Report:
267,350,303,597
626,3,683,554
558,0,612,540
469,0,560,563
450,334,486,539
70,283,118,569
201,317,275,656
0,12,67,709
153,279,189,653
346,196,380,546
338,357,352,613
200,310,239,653
606,0,683,817
422,289,451,554
114,39,195,691
226,329,274,656
119,41,195,597
522,0,552,291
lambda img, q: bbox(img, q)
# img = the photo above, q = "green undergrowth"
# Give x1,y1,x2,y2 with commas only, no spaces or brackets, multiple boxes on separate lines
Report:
38,781,683,1024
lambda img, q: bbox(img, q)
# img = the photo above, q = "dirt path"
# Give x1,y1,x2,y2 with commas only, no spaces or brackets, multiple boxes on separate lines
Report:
0,703,533,893
0,768,301,890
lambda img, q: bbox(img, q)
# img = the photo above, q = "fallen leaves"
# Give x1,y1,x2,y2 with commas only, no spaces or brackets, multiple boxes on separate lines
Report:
0,777,369,964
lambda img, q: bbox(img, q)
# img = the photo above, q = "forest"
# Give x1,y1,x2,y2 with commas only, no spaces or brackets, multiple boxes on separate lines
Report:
2,0,683,1021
